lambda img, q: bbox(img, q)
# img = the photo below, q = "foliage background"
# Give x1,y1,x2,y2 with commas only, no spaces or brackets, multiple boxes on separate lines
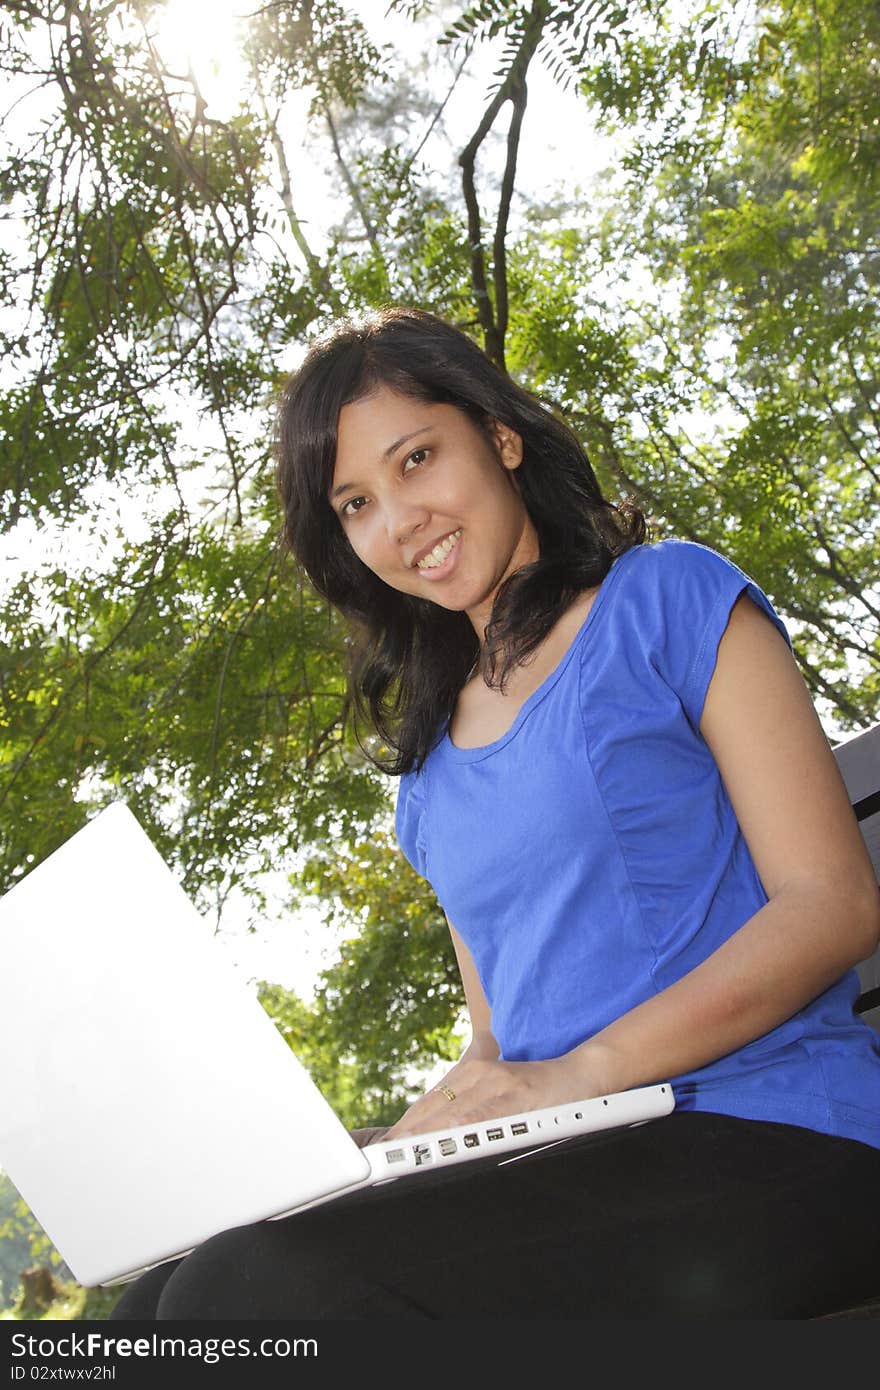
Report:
0,0,877,1317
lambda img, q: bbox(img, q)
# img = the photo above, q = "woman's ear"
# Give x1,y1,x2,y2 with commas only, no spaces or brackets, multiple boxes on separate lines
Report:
489,419,524,471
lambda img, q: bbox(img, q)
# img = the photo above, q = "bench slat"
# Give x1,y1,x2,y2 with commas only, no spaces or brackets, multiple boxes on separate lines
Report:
833,722,880,1032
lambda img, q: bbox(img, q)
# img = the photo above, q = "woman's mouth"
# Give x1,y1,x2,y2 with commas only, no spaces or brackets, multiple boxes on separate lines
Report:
414,529,462,577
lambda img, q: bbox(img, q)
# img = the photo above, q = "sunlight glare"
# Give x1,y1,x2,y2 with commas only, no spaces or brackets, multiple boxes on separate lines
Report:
150,0,248,117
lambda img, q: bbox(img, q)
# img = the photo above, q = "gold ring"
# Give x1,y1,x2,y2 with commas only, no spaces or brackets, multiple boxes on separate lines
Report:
436,1085,456,1102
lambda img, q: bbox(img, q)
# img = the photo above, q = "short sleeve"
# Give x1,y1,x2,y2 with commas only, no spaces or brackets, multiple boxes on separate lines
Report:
644,540,793,730
395,767,429,878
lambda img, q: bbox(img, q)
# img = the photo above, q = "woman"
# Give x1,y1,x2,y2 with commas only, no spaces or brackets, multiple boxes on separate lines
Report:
110,305,880,1319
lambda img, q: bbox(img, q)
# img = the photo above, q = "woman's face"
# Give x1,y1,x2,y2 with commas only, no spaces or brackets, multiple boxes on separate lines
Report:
331,385,539,638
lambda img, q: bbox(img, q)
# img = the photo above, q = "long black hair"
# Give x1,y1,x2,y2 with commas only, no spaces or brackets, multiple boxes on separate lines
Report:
275,306,647,774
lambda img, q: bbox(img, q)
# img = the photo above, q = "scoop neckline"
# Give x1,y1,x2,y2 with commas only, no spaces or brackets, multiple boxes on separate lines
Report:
442,548,634,763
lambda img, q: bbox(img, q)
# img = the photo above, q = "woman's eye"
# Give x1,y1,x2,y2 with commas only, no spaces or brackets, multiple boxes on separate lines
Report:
403,448,428,473
341,496,367,518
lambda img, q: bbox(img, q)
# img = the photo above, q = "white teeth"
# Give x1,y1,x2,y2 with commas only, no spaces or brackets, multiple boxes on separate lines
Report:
416,529,461,570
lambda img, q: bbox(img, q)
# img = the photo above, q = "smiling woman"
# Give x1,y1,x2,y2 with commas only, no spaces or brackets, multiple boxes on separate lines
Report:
331,389,536,637
107,305,880,1322
275,306,642,774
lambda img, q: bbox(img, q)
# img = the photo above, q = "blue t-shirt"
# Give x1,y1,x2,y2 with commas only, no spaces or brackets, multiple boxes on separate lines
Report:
395,538,880,1149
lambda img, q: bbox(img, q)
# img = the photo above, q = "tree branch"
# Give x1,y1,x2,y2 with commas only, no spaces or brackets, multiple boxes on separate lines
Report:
458,1,547,369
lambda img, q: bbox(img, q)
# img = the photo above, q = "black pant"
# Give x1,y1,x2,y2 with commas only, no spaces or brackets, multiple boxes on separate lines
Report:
108,1113,880,1320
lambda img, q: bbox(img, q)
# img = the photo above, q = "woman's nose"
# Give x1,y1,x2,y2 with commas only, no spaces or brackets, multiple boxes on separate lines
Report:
385,498,429,546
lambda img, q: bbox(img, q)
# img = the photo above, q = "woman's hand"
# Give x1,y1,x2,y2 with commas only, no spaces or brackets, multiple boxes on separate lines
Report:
382,1050,604,1140
348,1126,390,1149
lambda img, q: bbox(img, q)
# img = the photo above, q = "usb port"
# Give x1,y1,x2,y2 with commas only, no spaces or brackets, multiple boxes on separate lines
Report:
463,1132,480,1148
385,1148,405,1165
511,1122,528,1136
486,1127,504,1141
439,1138,457,1156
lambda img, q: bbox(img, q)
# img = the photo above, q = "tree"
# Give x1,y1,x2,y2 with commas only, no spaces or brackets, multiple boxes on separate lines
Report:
1,0,623,894
0,0,392,904
292,828,466,1117
565,0,880,724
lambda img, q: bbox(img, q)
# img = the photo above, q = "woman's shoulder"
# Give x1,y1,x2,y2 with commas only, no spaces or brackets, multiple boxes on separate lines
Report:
618,536,744,578
605,537,793,724
609,538,771,613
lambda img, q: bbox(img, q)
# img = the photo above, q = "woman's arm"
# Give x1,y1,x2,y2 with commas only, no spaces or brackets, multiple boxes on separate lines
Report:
387,594,880,1133
569,592,880,1096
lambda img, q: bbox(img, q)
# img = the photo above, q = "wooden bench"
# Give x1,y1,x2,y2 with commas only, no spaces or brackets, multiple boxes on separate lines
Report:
835,722,880,1035
812,721,880,1318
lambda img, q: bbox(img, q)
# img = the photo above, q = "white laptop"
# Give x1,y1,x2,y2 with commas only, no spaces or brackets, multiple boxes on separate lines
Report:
0,802,674,1289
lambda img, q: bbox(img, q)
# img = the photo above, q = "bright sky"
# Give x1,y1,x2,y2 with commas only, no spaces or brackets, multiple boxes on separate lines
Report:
212,875,344,1001
150,0,620,222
